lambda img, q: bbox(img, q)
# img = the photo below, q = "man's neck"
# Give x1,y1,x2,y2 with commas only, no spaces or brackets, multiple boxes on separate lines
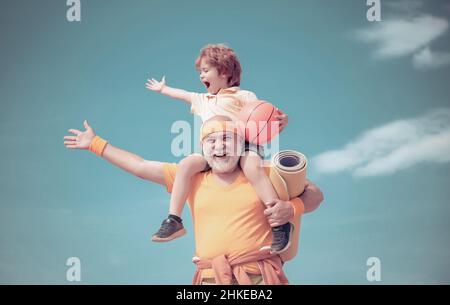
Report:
211,166,242,187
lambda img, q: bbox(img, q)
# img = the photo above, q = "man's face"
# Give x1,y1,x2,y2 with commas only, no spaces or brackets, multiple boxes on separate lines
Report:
202,131,244,174
199,58,229,94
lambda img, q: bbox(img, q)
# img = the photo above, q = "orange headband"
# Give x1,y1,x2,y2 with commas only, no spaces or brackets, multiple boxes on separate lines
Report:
200,120,243,141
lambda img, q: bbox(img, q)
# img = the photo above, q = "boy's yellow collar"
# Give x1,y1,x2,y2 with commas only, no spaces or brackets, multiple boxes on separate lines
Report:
207,86,240,96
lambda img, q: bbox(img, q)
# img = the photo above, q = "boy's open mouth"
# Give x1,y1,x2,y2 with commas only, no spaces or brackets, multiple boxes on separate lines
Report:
204,81,210,88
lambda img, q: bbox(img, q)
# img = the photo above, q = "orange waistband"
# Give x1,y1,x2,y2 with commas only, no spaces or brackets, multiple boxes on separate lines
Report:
192,249,289,285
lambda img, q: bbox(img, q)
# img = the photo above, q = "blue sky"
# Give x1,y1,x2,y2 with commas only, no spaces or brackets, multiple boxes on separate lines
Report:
1,0,450,284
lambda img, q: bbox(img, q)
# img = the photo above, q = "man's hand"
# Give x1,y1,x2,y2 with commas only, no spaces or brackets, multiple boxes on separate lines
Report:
274,108,288,132
300,180,324,214
264,199,294,227
63,120,96,150
145,76,166,93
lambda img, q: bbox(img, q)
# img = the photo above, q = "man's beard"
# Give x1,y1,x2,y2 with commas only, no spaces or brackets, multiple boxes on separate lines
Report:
205,155,240,173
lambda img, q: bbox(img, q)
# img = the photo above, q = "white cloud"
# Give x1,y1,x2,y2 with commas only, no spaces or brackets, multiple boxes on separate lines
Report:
312,108,450,177
355,15,448,59
354,0,450,70
412,47,450,70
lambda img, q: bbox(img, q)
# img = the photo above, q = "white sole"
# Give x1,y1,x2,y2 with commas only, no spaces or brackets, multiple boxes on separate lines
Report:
151,228,187,242
260,223,294,254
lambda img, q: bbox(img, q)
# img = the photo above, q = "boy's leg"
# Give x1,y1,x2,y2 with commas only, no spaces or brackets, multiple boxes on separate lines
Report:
239,151,278,204
239,150,293,253
152,154,208,242
169,154,208,216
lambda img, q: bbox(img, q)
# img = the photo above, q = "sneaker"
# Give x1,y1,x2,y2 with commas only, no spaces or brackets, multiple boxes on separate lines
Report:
270,222,294,254
151,218,186,242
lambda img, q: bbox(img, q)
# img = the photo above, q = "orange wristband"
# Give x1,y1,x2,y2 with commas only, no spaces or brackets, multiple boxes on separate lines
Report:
89,136,108,156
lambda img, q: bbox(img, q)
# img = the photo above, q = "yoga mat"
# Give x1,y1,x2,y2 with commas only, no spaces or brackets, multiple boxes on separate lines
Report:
271,150,307,199
267,150,308,262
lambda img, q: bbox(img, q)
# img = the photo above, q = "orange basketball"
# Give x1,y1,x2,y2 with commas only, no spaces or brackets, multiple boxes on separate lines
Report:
238,100,281,145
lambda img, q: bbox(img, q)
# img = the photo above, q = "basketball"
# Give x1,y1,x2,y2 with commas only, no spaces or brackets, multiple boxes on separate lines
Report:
238,100,281,145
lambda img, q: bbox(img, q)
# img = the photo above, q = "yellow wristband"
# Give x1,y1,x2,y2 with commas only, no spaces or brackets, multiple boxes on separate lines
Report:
89,136,108,156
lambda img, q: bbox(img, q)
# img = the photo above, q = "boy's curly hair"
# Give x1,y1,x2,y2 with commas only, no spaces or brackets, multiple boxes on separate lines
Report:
195,44,242,87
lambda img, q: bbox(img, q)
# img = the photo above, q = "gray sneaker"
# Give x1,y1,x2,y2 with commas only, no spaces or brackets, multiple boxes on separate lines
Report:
270,222,294,254
151,218,186,242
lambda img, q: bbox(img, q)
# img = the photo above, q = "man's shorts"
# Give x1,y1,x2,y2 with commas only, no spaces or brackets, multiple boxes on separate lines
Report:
200,274,264,285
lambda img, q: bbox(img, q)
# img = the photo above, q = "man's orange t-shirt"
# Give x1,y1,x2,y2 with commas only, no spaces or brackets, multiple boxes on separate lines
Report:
162,163,304,278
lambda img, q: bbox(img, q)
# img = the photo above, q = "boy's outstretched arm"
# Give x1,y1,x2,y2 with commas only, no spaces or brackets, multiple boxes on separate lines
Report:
145,76,192,104
64,120,166,185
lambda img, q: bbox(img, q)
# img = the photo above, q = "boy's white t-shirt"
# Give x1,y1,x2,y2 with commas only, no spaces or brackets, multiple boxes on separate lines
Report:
189,87,258,122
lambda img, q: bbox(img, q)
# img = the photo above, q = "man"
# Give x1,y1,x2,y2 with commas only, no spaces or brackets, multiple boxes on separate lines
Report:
63,116,324,284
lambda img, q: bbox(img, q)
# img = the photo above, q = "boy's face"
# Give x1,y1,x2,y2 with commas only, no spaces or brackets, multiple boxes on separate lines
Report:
199,58,230,94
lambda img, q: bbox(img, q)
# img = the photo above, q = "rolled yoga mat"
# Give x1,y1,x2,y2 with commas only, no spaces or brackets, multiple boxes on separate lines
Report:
268,150,308,262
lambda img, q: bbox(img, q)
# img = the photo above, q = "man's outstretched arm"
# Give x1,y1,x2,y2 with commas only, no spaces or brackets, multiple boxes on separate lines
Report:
300,180,324,214
63,120,166,185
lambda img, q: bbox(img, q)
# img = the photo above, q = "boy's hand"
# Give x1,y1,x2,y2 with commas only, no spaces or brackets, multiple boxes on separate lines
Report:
145,76,166,93
64,120,96,150
274,108,288,132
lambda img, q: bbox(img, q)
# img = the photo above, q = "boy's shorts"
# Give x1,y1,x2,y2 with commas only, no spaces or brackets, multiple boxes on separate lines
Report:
201,141,264,172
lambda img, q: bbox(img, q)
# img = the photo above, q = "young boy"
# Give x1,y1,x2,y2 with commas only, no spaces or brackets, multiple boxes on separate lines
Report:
145,44,291,253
